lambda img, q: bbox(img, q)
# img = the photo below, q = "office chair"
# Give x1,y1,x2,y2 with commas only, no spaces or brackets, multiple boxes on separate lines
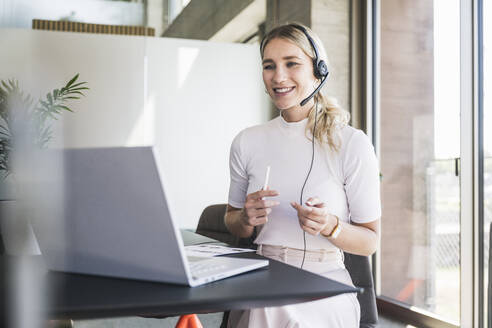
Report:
196,204,379,328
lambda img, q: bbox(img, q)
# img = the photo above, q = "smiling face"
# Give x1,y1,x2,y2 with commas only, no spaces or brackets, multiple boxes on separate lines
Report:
262,37,318,113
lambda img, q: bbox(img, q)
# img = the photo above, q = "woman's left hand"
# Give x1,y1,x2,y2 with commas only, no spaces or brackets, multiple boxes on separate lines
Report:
290,197,338,236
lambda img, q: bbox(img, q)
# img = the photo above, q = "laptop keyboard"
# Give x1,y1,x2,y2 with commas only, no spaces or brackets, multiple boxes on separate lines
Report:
189,259,227,279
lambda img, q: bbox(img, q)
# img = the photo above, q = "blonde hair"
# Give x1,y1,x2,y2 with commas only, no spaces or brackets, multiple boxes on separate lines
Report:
260,23,350,152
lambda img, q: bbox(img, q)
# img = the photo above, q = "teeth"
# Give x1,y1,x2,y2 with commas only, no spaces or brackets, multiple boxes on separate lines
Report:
274,87,293,93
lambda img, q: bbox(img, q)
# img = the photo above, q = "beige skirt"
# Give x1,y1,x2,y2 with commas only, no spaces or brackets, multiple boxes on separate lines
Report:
227,244,360,328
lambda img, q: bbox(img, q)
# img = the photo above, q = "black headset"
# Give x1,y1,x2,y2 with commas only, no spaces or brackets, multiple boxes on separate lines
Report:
290,24,329,80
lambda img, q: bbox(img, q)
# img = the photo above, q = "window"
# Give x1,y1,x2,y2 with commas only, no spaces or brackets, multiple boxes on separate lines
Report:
378,0,461,323
0,0,144,28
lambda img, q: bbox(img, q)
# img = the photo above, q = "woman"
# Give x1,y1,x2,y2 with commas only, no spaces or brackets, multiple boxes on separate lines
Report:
225,23,381,327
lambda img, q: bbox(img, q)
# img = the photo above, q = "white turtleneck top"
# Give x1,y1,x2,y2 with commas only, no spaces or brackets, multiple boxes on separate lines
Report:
227,115,381,251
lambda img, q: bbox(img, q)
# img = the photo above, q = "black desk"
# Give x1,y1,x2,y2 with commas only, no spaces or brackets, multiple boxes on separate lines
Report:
16,231,359,320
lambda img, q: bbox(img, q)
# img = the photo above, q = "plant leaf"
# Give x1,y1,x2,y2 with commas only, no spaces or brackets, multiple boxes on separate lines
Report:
39,100,50,110
68,82,87,89
65,74,79,88
68,87,89,92
53,105,73,113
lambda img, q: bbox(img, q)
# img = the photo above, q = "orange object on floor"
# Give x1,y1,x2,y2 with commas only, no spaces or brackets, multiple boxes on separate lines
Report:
396,278,424,302
175,314,203,328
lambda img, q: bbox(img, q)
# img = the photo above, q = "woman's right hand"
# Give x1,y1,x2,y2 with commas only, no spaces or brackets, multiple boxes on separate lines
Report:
240,189,280,227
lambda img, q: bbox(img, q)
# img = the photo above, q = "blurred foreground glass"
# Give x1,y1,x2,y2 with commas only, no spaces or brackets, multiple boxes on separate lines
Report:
379,0,460,323
0,91,66,327
483,0,491,325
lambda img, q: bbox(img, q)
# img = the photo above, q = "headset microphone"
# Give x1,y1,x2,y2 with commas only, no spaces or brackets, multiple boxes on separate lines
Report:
289,24,330,107
300,72,329,106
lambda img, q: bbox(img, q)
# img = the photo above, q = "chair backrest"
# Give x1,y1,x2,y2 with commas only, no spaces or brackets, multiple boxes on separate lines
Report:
343,253,378,328
196,204,236,245
196,204,257,249
196,204,378,328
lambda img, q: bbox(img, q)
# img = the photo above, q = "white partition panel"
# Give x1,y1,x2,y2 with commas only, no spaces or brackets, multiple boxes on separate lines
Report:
146,37,270,228
0,29,270,228
0,29,147,148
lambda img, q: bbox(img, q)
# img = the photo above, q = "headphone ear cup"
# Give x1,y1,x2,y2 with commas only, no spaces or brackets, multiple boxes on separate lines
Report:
316,60,329,79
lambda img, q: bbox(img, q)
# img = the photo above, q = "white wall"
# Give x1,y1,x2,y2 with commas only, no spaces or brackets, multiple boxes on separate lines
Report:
0,29,270,228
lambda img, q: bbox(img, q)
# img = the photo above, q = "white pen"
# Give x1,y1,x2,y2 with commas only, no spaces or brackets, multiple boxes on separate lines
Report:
263,165,271,191
261,166,271,200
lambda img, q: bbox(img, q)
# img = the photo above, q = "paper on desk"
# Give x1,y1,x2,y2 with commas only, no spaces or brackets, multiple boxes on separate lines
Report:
185,244,256,258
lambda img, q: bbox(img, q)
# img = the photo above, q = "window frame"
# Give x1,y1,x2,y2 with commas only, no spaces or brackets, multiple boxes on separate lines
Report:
364,0,485,326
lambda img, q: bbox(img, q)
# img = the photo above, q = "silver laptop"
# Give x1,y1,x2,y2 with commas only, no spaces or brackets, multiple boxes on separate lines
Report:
29,146,268,287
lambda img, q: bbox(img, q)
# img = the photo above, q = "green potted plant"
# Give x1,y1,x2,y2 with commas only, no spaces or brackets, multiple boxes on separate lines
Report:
0,74,88,254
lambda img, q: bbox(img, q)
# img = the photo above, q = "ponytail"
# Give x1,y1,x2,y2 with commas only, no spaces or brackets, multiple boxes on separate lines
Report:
306,92,350,152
